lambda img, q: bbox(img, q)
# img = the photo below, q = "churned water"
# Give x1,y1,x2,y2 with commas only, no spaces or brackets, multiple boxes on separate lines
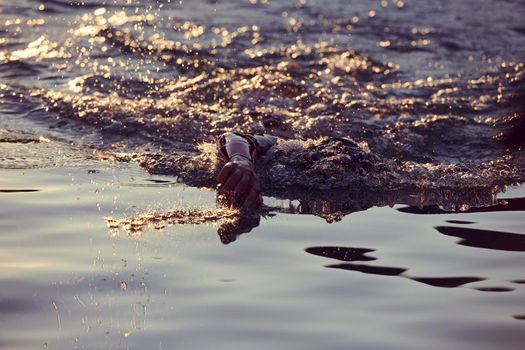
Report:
0,0,524,349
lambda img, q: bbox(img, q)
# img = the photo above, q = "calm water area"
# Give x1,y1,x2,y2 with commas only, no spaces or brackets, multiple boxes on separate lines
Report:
1,164,525,349
1,0,524,348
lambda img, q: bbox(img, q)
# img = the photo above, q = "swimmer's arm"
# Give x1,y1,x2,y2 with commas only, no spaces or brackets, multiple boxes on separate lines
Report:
217,132,277,207
251,134,279,155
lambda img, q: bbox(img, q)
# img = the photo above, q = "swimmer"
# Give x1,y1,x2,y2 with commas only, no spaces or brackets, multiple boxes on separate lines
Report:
216,132,277,207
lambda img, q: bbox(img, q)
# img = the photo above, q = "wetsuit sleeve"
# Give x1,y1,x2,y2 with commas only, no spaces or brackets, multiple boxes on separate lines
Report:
218,132,278,162
252,134,278,155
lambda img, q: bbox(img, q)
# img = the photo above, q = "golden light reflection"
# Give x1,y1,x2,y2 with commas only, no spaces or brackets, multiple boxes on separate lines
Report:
106,207,239,237
10,36,69,61
0,0,521,199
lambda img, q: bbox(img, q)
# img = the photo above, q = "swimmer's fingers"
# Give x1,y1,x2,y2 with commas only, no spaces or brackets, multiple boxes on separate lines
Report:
244,181,262,208
217,163,236,185
217,159,261,207
219,166,244,193
233,173,252,202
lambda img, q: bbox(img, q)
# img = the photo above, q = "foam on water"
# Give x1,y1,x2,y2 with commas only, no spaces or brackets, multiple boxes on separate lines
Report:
1,0,524,203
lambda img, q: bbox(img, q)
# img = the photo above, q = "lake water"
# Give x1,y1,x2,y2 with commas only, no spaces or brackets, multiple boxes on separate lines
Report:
1,164,524,349
1,0,524,348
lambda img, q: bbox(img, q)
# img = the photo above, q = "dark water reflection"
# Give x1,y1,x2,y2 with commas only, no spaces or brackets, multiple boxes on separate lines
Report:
307,246,489,289
398,197,525,214
326,263,408,276
475,287,515,292
435,226,525,252
410,276,485,288
305,246,377,262
302,186,525,295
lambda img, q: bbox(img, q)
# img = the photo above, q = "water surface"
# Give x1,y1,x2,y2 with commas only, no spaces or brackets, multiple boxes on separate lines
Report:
1,0,525,348
1,165,525,349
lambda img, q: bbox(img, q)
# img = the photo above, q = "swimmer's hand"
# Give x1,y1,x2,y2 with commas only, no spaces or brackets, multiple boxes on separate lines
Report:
217,155,262,208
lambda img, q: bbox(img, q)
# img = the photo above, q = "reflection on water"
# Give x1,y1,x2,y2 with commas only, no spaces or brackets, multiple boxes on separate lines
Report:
1,0,525,348
305,246,377,262
106,184,516,240
302,186,525,296
327,263,408,276
398,197,525,214
106,206,240,237
475,287,515,293
435,226,525,252
1,165,525,350
312,250,490,290
0,188,40,193
410,276,485,289
217,210,262,245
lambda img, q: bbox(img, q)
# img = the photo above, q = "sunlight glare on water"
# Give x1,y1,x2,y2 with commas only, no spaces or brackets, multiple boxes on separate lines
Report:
0,0,524,349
